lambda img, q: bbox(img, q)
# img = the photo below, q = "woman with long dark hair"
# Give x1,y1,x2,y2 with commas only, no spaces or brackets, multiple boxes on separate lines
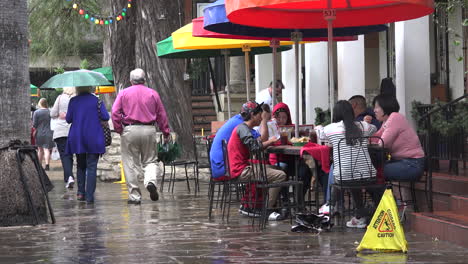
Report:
323,100,380,228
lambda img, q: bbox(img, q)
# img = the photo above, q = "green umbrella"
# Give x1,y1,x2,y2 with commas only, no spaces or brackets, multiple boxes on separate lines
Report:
40,69,112,89
156,36,290,58
92,67,113,81
30,84,39,97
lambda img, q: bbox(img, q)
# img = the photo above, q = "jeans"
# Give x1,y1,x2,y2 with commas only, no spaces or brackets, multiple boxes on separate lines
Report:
55,137,74,183
326,164,334,203
384,158,425,182
76,153,100,202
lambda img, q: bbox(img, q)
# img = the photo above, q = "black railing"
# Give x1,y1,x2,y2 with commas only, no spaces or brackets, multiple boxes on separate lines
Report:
418,93,468,212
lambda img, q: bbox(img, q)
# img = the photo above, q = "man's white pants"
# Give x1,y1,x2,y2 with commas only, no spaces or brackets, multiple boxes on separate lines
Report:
121,125,160,202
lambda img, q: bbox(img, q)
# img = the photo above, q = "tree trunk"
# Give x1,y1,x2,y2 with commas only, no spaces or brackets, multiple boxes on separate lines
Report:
0,1,51,226
108,0,194,159
0,0,30,146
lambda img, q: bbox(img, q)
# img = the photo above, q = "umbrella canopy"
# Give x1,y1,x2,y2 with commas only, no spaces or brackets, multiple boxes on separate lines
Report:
203,0,387,39
225,0,434,28
30,84,39,97
172,22,296,50
157,36,291,58
40,69,112,89
92,67,113,81
194,16,358,41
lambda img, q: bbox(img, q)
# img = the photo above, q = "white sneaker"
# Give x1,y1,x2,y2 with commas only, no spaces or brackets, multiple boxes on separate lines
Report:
319,203,330,215
268,212,285,221
66,176,75,189
346,217,367,228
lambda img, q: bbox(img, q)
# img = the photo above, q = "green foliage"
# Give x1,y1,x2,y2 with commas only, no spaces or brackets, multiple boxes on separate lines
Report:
412,100,468,136
28,0,103,63
187,59,209,80
80,59,89,69
314,107,331,126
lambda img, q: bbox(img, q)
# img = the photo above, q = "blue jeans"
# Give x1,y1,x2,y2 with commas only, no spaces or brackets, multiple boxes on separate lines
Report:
76,153,100,202
55,137,74,183
384,158,425,181
326,164,334,203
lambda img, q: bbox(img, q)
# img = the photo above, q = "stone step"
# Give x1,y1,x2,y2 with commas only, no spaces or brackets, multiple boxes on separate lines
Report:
432,175,468,196
450,195,468,216
411,211,468,248
193,115,217,123
191,95,212,102
192,108,217,115
192,101,214,108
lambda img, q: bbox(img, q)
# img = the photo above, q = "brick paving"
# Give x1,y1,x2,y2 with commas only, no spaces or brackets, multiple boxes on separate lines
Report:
0,161,467,263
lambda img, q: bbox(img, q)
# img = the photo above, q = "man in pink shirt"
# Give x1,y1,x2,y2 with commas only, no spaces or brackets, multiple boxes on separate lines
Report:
112,68,170,205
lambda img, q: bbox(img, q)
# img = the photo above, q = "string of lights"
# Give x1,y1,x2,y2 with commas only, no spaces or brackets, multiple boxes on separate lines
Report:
67,0,134,25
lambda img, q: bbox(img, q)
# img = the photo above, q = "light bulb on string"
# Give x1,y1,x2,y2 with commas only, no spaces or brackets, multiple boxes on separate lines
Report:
122,12,126,17
72,3,78,9
84,14,89,19
79,9,84,15
128,4,131,8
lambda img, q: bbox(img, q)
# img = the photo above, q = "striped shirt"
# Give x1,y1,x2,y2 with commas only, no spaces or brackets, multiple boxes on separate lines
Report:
324,121,377,182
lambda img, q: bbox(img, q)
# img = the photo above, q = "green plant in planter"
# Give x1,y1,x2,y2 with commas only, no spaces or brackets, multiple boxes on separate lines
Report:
412,100,468,136
314,107,331,126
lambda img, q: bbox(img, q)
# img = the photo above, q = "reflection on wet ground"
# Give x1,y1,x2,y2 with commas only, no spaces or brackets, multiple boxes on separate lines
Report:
0,177,467,263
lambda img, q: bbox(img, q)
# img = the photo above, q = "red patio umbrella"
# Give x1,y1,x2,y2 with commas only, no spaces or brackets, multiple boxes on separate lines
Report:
225,0,434,121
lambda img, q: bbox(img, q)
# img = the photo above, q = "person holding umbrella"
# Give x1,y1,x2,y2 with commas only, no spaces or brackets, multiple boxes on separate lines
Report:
66,86,109,203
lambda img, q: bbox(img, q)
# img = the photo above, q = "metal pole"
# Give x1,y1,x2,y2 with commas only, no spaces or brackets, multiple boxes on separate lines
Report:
292,31,302,138
223,50,232,118
270,39,280,108
325,5,336,119
243,44,252,101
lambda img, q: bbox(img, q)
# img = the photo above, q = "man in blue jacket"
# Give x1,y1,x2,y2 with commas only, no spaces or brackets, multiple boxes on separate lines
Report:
349,95,381,130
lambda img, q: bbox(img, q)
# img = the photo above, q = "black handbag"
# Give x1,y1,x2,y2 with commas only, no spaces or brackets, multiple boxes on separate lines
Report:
97,99,112,147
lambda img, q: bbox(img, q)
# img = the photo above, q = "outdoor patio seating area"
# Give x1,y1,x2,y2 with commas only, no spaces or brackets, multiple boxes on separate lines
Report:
0,163,467,263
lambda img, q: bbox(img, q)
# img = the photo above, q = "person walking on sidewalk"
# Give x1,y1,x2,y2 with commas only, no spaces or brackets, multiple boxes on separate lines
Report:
66,86,110,203
111,68,171,205
33,98,55,171
51,87,76,189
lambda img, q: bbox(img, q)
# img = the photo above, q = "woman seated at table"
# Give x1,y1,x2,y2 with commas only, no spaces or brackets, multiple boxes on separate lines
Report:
259,102,312,196
372,94,425,181
324,100,380,228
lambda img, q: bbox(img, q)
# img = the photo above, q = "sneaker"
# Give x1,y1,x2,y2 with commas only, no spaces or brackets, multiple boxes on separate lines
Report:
65,176,75,189
268,211,286,221
77,194,85,201
44,164,50,171
319,203,330,215
346,217,367,228
239,205,261,217
146,182,159,201
127,199,141,205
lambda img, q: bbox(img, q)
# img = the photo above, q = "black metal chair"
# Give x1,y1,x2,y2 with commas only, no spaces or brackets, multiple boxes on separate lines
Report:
160,135,199,194
330,136,386,223
248,145,304,229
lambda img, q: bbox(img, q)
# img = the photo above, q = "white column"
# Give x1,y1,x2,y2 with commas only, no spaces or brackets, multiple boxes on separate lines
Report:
305,42,329,123
379,31,388,82
255,54,273,95
282,46,302,124
448,6,464,99
337,35,365,100
395,16,431,122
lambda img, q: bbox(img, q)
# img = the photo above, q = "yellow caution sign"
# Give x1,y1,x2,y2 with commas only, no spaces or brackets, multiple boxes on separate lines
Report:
357,189,408,253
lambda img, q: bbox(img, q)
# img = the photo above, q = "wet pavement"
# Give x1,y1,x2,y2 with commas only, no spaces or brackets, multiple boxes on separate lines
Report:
0,162,467,263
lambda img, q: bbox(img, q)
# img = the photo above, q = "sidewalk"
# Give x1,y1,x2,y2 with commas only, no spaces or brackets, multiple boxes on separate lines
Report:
0,162,466,263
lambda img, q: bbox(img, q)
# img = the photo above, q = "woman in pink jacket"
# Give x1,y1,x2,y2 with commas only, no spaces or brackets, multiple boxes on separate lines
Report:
373,94,425,181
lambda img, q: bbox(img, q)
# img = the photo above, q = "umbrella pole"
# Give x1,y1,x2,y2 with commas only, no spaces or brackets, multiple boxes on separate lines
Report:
223,50,232,118
325,6,336,119
243,45,252,101
292,32,302,138
270,39,280,108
